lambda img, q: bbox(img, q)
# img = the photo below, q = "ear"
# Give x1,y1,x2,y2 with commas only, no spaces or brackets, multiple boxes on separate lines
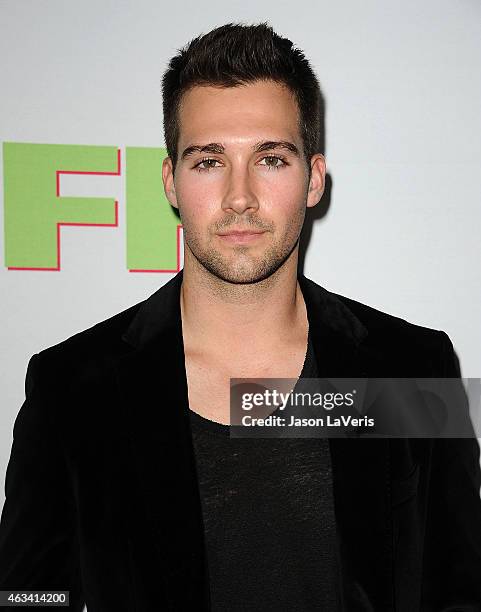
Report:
306,154,326,209
162,156,178,209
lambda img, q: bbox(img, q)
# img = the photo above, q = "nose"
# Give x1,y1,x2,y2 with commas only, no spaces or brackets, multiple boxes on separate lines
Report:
221,164,259,215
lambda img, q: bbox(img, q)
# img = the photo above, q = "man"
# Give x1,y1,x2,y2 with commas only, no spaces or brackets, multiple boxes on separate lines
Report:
0,21,480,612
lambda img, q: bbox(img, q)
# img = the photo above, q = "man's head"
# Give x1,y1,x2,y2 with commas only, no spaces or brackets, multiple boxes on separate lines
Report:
161,22,326,284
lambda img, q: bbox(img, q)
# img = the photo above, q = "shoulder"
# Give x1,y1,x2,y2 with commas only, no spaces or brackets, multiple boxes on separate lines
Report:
30,299,145,384
337,291,448,348
337,290,457,376
303,275,457,376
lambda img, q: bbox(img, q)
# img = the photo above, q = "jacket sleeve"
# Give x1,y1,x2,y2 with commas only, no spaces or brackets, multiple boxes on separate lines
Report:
0,354,85,611
420,332,481,610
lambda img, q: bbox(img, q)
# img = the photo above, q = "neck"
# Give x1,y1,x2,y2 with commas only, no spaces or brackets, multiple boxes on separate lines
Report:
180,249,307,357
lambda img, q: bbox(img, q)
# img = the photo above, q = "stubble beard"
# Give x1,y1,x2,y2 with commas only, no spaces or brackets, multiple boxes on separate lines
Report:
182,207,306,285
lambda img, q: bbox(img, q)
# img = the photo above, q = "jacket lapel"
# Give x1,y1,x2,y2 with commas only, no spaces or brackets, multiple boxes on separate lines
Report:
299,274,393,610
116,271,210,609
116,270,393,611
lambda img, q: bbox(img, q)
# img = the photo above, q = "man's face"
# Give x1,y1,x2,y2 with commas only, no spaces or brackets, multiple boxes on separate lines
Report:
162,79,325,284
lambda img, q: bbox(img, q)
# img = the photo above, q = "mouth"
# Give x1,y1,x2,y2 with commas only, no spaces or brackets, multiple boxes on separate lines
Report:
216,230,267,244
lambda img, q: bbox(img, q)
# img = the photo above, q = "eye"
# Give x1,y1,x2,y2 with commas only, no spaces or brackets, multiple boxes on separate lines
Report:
193,157,222,172
192,154,289,173
259,155,288,170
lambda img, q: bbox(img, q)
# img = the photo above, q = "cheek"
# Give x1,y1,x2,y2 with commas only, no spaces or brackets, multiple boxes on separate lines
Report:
175,168,307,225
176,181,218,225
261,166,307,198
261,179,306,223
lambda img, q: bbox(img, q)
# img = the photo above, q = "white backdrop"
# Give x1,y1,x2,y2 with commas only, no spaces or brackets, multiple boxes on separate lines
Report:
1,0,480,532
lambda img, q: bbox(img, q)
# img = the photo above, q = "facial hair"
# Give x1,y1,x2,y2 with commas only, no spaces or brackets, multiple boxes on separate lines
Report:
180,205,306,285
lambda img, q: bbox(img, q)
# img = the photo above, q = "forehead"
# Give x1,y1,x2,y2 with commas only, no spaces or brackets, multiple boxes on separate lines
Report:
177,80,301,147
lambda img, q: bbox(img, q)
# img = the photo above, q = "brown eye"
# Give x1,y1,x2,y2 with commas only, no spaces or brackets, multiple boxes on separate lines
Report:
260,155,287,170
194,158,220,172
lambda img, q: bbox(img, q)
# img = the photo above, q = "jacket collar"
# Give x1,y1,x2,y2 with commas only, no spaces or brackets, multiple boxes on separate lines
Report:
116,269,393,611
121,268,368,352
121,268,185,349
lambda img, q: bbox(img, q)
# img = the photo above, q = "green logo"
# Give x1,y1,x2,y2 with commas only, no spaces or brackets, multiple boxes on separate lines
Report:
3,142,181,271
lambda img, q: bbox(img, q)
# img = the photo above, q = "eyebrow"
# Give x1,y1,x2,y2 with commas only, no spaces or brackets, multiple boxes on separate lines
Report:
180,140,301,160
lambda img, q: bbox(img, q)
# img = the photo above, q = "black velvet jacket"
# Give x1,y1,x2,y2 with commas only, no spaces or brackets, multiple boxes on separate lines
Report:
0,269,480,611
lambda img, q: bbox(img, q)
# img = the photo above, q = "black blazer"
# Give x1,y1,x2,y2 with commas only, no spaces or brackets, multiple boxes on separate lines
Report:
0,270,480,611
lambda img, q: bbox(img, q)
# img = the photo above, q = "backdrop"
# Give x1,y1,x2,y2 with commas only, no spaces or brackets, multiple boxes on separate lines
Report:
1,0,480,537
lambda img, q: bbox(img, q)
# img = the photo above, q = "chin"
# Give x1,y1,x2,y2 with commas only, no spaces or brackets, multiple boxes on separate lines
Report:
213,271,271,285
187,237,297,285
200,255,287,285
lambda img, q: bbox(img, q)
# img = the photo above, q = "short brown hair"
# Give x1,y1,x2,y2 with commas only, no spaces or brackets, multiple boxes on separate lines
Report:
161,22,324,176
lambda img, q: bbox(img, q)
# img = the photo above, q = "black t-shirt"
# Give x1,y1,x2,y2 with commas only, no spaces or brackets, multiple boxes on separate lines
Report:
189,329,342,611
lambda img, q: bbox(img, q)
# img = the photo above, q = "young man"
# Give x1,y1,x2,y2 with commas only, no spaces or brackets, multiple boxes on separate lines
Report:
0,22,480,612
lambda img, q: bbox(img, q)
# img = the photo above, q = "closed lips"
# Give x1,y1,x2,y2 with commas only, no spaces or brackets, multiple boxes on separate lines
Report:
218,230,265,235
